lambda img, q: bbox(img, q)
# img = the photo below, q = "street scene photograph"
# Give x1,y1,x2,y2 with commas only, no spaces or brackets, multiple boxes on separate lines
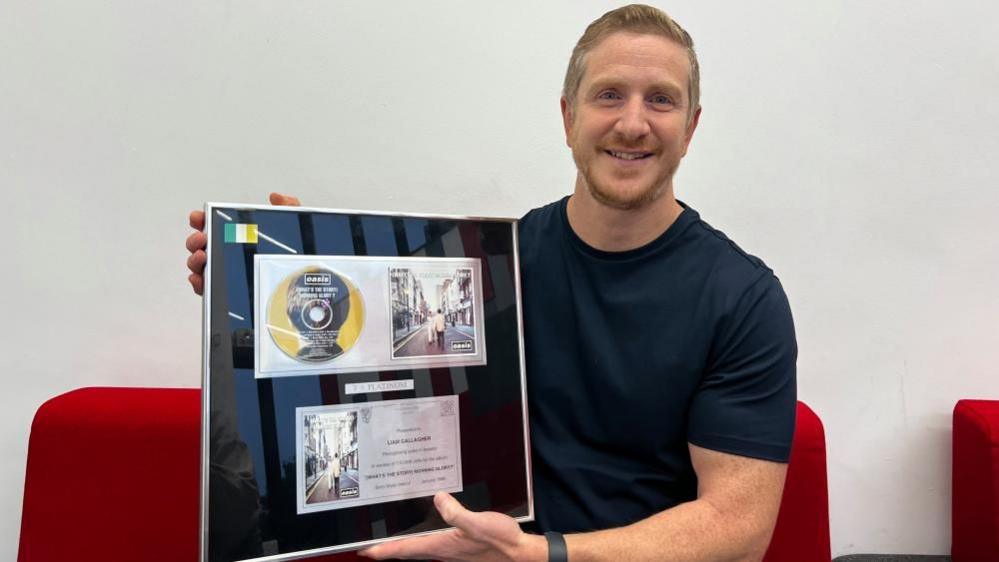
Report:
302,410,360,507
390,266,478,358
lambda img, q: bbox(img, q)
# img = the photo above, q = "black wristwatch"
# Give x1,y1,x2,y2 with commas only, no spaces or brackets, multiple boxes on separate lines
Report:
544,531,568,562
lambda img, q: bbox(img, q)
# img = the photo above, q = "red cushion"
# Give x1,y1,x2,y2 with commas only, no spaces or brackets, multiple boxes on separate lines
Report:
18,389,829,561
17,387,200,562
952,399,999,561
763,402,832,562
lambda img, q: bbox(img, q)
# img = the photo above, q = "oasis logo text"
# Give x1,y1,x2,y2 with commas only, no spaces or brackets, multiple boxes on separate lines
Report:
304,273,332,286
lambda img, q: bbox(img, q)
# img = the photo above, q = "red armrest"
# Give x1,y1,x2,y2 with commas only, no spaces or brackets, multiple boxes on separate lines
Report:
763,401,832,562
17,387,201,562
16,387,365,562
952,399,999,561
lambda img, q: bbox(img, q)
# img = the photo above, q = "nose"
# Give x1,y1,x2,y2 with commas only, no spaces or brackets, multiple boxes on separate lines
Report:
613,97,651,140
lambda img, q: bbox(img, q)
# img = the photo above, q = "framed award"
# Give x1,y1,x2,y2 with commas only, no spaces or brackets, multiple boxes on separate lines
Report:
200,203,532,562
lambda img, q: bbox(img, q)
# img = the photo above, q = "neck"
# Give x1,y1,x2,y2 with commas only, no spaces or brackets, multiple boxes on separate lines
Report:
566,176,684,252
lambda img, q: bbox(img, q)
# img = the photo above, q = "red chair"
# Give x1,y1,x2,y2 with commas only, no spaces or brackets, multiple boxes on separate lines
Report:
17,388,830,561
952,399,999,561
17,387,202,562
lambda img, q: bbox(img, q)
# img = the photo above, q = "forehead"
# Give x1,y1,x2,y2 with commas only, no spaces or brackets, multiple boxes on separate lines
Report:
582,32,690,93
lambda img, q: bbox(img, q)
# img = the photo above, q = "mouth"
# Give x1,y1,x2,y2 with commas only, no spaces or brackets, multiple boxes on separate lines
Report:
604,149,654,162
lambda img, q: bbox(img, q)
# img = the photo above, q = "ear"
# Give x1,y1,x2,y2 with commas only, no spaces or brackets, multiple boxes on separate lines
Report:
681,106,702,157
560,96,574,148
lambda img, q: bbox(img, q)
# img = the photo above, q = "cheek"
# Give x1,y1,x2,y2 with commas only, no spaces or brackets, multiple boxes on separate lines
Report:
569,112,608,142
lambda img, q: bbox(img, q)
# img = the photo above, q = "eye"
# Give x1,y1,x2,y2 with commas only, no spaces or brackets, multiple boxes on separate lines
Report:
649,94,674,106
596,90,622,101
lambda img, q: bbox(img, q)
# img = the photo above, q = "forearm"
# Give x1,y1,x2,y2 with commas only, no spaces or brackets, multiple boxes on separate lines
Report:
563,497,773,562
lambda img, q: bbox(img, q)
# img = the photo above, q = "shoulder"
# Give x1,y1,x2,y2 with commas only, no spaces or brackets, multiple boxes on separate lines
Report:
669,207,792,335
680,208,782,297
518,198,564,235
517,197,567,261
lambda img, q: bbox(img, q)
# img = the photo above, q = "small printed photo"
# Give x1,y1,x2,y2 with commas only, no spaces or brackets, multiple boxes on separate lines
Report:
302,411,360,506
390,267,477,359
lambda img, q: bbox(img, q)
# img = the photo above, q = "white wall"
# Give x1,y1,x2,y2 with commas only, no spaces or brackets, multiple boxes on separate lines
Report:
3,0,997,558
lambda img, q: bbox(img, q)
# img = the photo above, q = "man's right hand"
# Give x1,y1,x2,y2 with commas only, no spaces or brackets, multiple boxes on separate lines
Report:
186,192,301,295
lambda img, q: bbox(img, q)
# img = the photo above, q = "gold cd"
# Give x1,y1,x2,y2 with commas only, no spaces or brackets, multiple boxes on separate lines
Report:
266,265,365,363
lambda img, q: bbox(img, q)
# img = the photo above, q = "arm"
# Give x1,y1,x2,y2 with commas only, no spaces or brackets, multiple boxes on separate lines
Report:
361,445,786,562
564,444,786,562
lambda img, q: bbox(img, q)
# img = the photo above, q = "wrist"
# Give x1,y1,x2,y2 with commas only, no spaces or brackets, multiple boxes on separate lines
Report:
517,532,550,562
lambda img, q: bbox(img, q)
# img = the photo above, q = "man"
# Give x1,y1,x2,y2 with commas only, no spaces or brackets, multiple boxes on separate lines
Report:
186,5,796,561
332,452,341,499
434,308,447,350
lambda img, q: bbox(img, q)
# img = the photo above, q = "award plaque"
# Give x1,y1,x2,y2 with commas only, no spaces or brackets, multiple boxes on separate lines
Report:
201,203,532,562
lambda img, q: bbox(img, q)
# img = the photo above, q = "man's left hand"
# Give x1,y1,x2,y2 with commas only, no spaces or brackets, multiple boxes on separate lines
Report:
358,492,547,562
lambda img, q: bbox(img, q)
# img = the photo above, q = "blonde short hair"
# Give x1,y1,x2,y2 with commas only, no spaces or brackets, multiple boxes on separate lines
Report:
562,4,700,119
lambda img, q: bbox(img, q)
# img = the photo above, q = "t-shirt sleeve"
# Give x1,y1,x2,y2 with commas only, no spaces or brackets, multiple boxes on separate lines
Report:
686,273,798,462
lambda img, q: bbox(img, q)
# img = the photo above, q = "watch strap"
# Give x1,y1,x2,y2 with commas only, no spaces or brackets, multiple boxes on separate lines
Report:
545,531,568,562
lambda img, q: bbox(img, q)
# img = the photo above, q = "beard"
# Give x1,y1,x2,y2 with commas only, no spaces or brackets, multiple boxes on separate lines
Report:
571,146,679,211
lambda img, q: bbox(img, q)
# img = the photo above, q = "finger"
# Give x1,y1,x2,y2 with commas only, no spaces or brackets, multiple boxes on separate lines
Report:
188,273,204,296
187,249,207,275
269,192,301,206
189,210,205,230
186,231,207,253
359,530,459,560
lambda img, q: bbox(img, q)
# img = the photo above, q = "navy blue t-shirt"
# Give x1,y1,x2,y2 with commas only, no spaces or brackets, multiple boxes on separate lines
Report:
519,197,797,534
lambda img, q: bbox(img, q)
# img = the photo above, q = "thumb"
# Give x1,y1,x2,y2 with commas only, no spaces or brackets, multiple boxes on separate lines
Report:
434,492,471,530
269,192,301,207
433,492,520,548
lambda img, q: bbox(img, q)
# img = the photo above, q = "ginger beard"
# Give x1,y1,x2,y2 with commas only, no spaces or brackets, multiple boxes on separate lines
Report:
569,123,680,211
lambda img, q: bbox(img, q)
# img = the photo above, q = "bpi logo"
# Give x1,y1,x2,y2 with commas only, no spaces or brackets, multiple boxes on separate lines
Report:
304,273,332,286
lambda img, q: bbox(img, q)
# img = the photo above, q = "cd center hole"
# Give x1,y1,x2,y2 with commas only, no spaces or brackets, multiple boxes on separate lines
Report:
309,307,325,322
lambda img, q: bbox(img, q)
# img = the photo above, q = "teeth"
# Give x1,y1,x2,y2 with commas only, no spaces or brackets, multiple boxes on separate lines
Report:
609,151,648,160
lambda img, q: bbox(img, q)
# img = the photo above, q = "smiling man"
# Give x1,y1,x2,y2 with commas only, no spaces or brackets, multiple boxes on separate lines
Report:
563,30,697,217
358,6,796,562
187,5,797,562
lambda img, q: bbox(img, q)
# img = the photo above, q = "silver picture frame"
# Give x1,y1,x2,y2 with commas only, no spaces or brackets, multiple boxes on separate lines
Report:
201,202,533,562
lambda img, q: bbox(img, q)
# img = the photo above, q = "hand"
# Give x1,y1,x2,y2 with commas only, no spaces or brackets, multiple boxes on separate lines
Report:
185,193,301,295
359,493,547,562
